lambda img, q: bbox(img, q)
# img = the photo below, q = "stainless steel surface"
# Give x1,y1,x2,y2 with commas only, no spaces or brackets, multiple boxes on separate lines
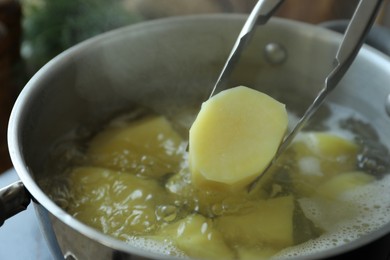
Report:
209,0,284,98
386,94,390,116
263,42,287,64
6,14,390,259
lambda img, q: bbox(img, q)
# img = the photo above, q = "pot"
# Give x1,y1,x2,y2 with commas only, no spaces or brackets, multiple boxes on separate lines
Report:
2,14,390,259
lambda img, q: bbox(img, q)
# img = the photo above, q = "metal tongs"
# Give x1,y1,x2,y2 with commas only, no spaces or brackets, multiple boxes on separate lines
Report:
208,0,384,191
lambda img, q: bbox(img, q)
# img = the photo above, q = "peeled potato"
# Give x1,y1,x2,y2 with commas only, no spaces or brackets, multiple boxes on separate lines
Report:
87,116,185,178
66,166,171,237
189,86,288,191
215,196,294,248
289,132,359,196
317,171,374,200
293,132,358,161
237,247,281,260
155,214,235,260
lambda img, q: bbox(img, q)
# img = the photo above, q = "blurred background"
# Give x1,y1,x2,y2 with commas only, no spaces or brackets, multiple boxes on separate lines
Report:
1,0,390,174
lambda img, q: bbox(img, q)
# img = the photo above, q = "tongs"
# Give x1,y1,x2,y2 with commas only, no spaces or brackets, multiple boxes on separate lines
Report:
208,0,384,190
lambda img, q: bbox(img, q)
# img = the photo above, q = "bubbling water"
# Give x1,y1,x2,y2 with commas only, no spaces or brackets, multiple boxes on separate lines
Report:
276,174,390,258
271,103,390,259
124,236,187,258
41,100,390,259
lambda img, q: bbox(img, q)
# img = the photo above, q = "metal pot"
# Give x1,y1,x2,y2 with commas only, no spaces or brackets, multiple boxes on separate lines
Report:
2,14,390,259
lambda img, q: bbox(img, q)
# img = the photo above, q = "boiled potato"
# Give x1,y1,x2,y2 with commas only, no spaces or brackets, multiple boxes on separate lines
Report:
155,214,235,260
165,168,266,217
189,86,288,191
289,132,359,196
237,247,281,260
87,116,185,178
317,171,374,200
66,166,172,237
215,196,294,248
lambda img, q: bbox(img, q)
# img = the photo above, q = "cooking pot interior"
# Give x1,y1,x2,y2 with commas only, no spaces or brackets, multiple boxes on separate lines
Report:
18,16,336,174
10,14,390,259
19,16,390,176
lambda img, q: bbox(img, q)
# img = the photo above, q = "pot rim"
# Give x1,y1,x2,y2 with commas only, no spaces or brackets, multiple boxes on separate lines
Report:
7,13,390,259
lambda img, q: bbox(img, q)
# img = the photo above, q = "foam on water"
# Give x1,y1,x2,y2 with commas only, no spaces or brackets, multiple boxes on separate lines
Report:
274,172,390,259
124,236,187,259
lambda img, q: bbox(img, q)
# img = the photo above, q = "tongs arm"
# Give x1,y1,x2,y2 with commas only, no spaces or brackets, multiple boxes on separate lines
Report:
328,0,384,89
249,0,384,192
209,0,285,98
276,0,384,157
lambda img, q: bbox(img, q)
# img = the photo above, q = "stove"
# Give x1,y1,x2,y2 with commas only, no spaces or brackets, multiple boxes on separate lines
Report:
1,168,390,260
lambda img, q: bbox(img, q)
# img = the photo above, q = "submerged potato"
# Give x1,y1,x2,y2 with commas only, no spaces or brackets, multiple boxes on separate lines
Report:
316,171,374,200
165,168,265,217
66,166,172,237
43,101,385,260
237,247,281,260
215,196,294,248
155,214,235,260
189,86,288,191
289,132,359,196
87,116,185,178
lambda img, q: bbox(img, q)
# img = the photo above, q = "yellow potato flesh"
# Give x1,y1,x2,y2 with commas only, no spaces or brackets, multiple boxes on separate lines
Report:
165,167,264,216
87,116,185,178
237,247,281,260
316,171,374,200
289,132,359,196
65,166,172,237
156,214,235,260
189,86,288,191
215,196,294,248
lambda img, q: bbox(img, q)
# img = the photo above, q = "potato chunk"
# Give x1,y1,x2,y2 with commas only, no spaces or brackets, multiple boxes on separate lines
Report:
237,247,281,260
215,196,294,248
317,171,374,200
189,86,288,191
155,214,234,260
289,132,359,196
65,166,172,237
87,116,185,178
165,168,265,216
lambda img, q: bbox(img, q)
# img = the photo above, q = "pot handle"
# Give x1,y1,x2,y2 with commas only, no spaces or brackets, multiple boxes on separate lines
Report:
320,20,390,57
0,180,31,226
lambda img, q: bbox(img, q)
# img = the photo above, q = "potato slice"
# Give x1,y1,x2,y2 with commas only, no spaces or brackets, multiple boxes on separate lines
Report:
215,196,294,248
155,214,235,260
87,116,185,178
189,86,288,191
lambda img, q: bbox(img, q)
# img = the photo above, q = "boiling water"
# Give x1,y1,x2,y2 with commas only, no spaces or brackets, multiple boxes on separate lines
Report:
40,101,390,259
273,104,390,259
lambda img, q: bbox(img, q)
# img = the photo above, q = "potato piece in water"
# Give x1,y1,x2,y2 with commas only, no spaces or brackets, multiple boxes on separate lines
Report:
165,168,266,217
66,166,173,237
215,196,294,249
237,247,281,260
87,116,186,178
189,86,288,191
317,171,374,200
155,214,235,260
289,132,359,196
